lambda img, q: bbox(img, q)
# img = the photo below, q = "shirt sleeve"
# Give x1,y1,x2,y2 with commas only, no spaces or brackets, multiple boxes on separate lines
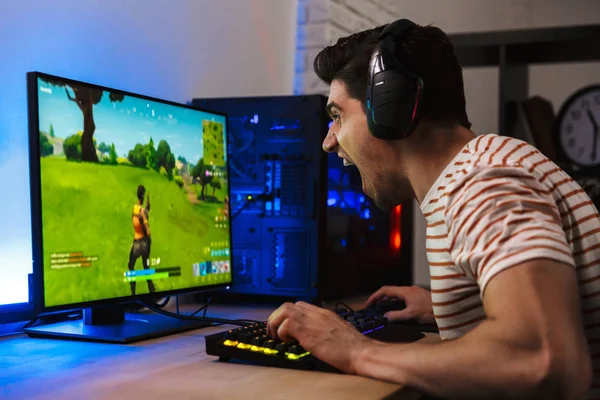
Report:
444,165,575,296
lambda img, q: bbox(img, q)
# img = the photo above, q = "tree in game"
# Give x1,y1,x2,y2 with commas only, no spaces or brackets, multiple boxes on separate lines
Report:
146,138,157,171
156,140,176,179
39,133,53,156
39,76,125,162
192,158,214,200
98,142,111,156
210,177,222,197
109,143,118,165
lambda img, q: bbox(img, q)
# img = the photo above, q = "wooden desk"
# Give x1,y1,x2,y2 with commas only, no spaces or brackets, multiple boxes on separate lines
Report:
0,302,437,400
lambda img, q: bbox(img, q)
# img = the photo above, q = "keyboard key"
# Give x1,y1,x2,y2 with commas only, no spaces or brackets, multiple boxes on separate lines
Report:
225,330,238,341
238,332,253,342
250,337,262,346
275,343,289,352
287,345,306,355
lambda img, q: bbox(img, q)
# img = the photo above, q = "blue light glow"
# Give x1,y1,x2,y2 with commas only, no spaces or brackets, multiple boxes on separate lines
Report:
274,198,281,213
327,198,336,206
361,325,385,335
270,122,301,131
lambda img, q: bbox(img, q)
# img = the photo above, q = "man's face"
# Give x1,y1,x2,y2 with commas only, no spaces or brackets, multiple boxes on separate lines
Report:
322,80,408,211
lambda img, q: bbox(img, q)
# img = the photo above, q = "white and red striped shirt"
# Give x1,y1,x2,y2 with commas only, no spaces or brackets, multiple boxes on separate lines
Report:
420,133,600,398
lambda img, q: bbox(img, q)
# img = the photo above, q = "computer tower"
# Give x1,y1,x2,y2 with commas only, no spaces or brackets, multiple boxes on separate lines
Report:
191,95,413,302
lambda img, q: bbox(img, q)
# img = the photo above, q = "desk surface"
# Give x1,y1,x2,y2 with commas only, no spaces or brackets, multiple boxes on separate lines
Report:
0,301,436,400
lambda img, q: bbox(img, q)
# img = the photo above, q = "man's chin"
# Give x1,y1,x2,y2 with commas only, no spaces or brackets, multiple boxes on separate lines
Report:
363,189,392,212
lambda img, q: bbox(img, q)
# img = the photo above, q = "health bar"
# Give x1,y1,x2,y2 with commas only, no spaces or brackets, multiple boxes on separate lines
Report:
125,269,156,277
125,272,169,282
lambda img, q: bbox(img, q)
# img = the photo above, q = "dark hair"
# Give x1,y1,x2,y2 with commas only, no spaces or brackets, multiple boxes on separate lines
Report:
313,22,471,129
137,185,145,202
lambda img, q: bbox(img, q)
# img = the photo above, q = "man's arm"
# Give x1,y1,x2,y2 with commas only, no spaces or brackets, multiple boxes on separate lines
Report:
353,259,592,399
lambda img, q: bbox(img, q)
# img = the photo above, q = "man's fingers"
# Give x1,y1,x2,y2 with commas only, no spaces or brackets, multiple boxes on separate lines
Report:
277,318,296,343
366,286,408,307
366,286,399,307
267,302,303,341
267,303,292,340
365,289,385,307
366,287,396,307
384,308,415,322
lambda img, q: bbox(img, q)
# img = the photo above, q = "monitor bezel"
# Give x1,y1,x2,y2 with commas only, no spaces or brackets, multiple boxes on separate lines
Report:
27,71,234,314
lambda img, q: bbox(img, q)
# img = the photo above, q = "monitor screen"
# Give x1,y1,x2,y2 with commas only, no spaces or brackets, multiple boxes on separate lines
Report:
28,72,232,310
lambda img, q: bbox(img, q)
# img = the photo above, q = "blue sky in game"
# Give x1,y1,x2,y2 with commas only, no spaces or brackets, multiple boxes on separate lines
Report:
36,76,227,165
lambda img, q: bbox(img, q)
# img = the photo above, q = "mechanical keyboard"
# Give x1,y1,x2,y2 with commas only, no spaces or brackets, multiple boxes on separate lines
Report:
205,300,426,372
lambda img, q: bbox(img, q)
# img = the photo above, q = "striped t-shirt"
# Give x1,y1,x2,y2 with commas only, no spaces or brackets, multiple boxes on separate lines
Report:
420,134,600,397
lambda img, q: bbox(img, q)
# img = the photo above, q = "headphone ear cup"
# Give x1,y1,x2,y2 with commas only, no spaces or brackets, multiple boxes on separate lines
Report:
366,19,422,141
369,70,421,140
371,69,415,138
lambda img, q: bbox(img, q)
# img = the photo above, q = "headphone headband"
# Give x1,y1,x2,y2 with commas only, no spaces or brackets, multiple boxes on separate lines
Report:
379,19,416,41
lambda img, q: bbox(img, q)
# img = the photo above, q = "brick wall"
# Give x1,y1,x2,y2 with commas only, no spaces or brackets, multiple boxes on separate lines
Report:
294,0,402,95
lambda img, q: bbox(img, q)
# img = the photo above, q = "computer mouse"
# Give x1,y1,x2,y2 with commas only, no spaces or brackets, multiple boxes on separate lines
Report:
372,299,406,314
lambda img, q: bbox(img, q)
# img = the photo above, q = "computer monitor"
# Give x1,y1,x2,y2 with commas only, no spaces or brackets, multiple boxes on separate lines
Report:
24,72,232,342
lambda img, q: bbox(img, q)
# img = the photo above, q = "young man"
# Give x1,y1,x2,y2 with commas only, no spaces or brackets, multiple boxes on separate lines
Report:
266,19,599,399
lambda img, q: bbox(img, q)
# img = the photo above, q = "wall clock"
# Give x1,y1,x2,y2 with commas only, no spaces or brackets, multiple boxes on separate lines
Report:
555,84,600,173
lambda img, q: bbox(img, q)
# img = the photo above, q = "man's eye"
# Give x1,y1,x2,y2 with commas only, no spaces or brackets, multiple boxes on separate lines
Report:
332,114,340,122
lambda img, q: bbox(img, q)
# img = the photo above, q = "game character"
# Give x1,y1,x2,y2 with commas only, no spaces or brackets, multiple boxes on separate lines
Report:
128,184,155,295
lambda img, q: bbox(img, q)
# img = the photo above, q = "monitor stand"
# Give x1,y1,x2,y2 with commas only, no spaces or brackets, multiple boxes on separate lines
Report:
23,304,211,343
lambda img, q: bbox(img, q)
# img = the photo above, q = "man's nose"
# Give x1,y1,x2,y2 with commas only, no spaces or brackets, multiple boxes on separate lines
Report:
322,129,338,153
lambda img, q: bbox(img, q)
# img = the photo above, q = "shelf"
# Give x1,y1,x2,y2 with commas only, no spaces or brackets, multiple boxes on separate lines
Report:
450,24,600,66
448,24,600,136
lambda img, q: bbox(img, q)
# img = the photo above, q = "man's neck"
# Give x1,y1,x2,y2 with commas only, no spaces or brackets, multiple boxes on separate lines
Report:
403,122,476,205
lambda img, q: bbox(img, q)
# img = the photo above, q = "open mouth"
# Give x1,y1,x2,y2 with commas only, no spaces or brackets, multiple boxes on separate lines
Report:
343,159,355,167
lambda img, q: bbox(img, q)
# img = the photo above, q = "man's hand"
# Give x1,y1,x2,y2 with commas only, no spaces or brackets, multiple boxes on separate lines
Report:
366,285,435,324
266,301,372,373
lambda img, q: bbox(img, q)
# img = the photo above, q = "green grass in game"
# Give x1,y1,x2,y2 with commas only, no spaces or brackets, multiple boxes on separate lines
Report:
41,157,231,307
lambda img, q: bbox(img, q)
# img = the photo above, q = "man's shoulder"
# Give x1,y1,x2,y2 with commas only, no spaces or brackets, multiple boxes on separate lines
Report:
447,162,540,200
421,134,543,214
448,133,545,190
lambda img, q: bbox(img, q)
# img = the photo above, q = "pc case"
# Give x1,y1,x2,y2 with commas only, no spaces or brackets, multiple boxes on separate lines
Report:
191,95,412,302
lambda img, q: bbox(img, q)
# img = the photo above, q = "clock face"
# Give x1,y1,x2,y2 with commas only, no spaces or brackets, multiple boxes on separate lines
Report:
558,87,600,168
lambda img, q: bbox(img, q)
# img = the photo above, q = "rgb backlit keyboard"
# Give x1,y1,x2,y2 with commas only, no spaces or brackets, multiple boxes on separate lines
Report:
205,301,425,372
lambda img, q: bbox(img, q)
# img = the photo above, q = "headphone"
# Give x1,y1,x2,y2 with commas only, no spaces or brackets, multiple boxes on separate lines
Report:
366,18,424,140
